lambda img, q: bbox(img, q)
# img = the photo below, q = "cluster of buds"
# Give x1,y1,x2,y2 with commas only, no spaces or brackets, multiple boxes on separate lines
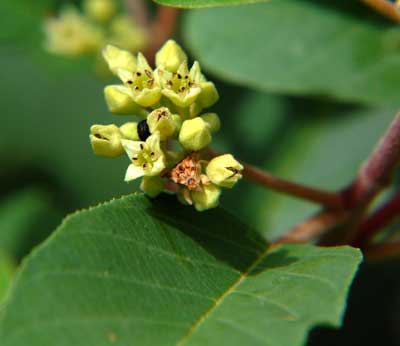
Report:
89,40,243,211
43,0,147,60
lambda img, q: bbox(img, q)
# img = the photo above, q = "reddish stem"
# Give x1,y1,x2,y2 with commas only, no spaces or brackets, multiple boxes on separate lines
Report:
124,0,150,27
207,148,343,209
361,0,400,23
146,6,180,64
364,241,400,260
352,190,400,248
346,113,400,208
242,164,343,209
273,209,350,245
338,113,400,244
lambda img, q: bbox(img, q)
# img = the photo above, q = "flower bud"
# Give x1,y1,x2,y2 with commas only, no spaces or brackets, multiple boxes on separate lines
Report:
119,122,139,141
156,40,187,72
179,118,212,151
104,85,146,116
191,184,221,211
140,176,167,197
102,45,137,75
206,154,243,188
198,81,219,109
201,113,220,133
83,0,116,23
90,124,123,157
147,107,181,140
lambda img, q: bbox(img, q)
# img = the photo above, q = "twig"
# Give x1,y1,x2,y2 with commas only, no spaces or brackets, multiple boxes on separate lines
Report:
317,113,400,246
334,113,400,244
124,0,150,27
146,6,180,64
345,113,400,208
352,189,400,248
364,241,400,260
361,0,400,23
273,209,350,245
242,164,343,209
207,148,343,209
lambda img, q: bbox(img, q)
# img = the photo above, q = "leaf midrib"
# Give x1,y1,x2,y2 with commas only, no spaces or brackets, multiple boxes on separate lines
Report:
176,243,272,345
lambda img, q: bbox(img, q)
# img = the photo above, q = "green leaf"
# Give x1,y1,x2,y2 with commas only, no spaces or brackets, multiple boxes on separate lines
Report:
0,194,362,346
153,0,270,8
0,253,14,306
183,1,400,105
252,106,397,240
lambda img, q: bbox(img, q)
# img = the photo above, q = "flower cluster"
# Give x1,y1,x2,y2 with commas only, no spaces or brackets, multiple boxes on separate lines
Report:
89,40,243,211
43,0,147,60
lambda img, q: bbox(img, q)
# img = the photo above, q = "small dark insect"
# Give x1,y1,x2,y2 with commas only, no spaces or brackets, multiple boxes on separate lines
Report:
137,120,151,141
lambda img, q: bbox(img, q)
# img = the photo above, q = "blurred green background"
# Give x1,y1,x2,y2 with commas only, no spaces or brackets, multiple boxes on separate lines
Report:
1,0,400,345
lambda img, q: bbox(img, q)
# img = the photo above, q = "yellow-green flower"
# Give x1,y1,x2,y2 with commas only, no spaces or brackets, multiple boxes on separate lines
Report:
147,107,182,140
156,40,187,72
119,122,139,141
83,0,117,23
140,176,167,197
44,7,104,57
122,132,166,181
179,117,212,151
160,61,202,108
117,53,162,107
206,154,243,188
197,79,219,109
104,85,146,116
90,124,123,157
191,183,221,211
102,45,137,75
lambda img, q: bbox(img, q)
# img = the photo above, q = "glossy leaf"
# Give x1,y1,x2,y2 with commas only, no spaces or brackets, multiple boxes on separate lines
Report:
0,194,362,346
183,1,400,105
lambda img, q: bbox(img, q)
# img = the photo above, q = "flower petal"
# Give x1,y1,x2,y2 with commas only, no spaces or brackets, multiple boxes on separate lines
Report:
117,68,134,84
121,139,145,158
150,156,166,176
125,163,145,181
146,131,161,153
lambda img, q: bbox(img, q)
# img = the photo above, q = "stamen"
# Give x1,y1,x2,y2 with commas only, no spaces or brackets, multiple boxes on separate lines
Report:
136,72,142,77
226,167,239,178
144,69,152,78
